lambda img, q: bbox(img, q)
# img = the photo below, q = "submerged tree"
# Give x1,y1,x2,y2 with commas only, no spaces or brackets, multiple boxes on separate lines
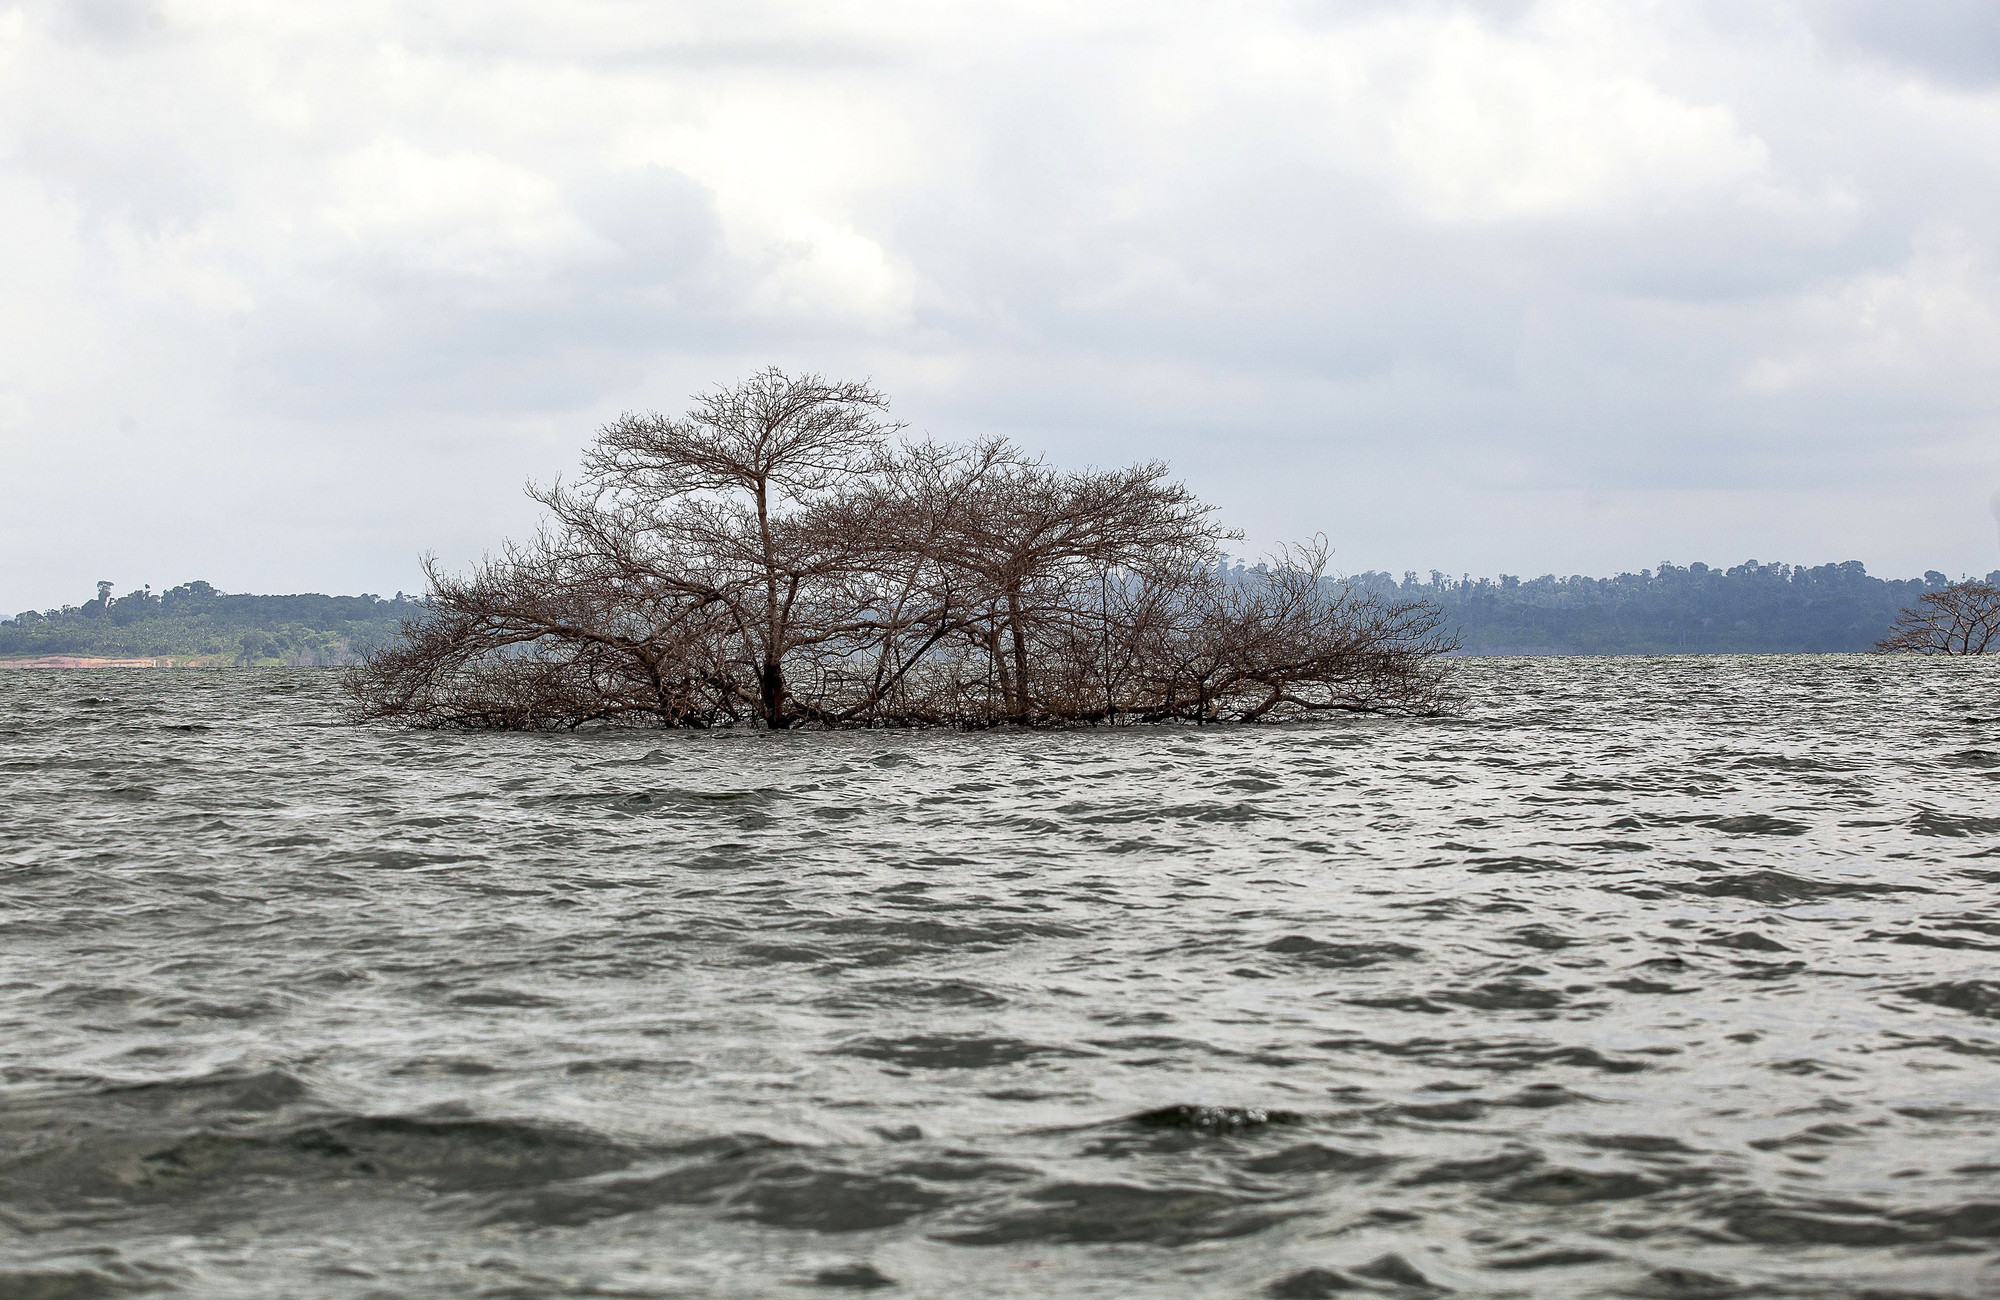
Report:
566,368,904,727
345,370,1458,728
1875,581,2000,655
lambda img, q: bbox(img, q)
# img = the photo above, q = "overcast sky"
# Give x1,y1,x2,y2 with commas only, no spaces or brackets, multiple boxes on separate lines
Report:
5,0,1999,609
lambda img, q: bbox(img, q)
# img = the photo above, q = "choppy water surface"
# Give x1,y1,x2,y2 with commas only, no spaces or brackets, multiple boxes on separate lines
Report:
4,658,2000,1298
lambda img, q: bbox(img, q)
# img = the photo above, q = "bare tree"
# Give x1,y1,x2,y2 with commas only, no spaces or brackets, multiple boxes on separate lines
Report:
346,371,1461,729
1875,581,2000,655
562,367,902,727
852,437,1235,720
342,532,745,729
1093,541,1457,722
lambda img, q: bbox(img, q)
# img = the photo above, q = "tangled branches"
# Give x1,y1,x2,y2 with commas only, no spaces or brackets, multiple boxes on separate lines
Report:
1875,581,2000,656
345,369,1458,728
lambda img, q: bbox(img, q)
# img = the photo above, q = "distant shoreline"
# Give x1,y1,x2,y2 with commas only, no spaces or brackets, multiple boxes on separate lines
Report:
0,656,226,669
0,649,1940,670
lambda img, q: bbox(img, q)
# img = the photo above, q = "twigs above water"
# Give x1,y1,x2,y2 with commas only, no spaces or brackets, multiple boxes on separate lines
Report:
1875,581,2000,656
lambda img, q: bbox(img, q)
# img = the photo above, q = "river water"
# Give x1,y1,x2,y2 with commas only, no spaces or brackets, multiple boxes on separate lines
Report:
2,657,1998,1298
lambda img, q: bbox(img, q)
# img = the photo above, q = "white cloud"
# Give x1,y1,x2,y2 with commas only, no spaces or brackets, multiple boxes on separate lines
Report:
320,141,607,282
3,0,2000,609
1356,7,1774,222
1742,232,2000,402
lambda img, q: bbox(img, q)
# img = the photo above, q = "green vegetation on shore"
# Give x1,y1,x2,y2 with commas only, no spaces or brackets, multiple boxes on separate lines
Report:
1344,560,2000,655
1,581,417,665
8,560,1998,664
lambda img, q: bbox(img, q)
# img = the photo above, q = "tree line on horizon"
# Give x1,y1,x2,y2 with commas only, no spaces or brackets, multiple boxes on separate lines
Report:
0,581,415,666
1344,561,2000,656
7,457,1994,671
7,557,1991,667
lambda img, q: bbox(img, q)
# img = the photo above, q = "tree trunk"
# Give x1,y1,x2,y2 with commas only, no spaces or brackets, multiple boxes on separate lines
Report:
754,477,787,728
985,622,1013,718
761,660,788,729
1005,585,1030,721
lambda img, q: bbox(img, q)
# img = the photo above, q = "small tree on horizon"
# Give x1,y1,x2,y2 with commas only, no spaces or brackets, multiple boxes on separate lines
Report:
1875,580,2000,656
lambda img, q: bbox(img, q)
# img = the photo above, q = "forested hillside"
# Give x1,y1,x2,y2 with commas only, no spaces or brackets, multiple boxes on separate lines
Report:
8,560,1997,663
1341,560,2000,655
1,581,417,665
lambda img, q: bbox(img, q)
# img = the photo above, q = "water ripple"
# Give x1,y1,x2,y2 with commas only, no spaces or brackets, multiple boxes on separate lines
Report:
1,656,1997,1296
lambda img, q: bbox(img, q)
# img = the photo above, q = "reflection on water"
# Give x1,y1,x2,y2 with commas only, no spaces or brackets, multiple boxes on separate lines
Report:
1,656,1997,1297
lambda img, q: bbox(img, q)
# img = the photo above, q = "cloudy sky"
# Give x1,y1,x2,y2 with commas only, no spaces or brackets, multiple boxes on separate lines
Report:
4,0,1999,609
